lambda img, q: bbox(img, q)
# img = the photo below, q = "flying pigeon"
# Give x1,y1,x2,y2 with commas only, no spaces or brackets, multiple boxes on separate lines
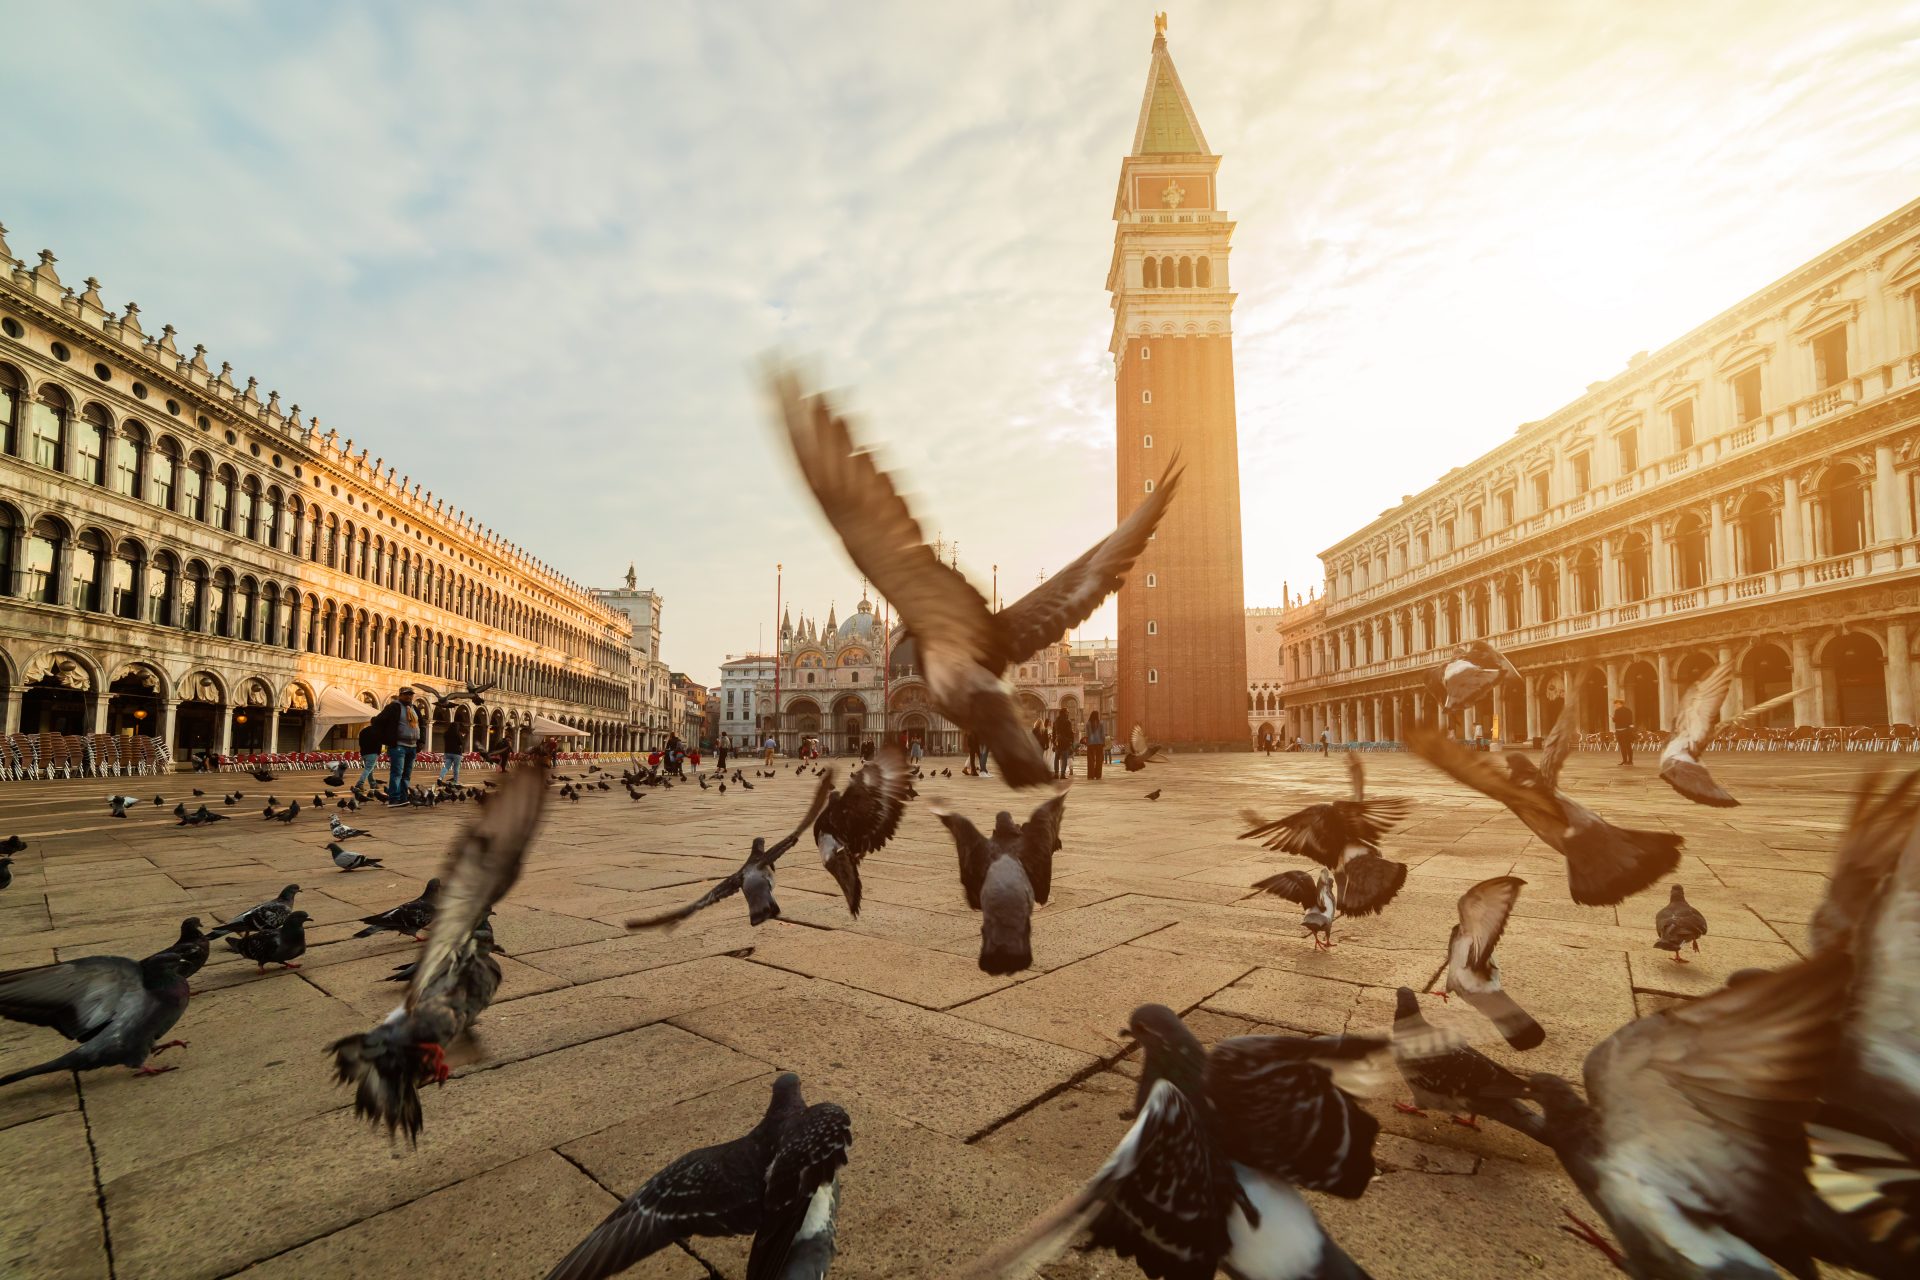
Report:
1250,866,1339,949
810,744,910,917
207,884,301,939
1390,987,1530,1131
1520,952,1869,1277
932,789,1067,974
413,677,496,707
746,1091,854,1280
1428,639,1521,714
961,1003,1370,1280
1144,789,1161,802
1240,752,1410,864
331,814,373,840
544,1073,815,1280
328,842,384,871
626,776,834,931
1659,659,1806,807
1653,885,1709,962
107,795,140,818
1123,725,1166,773
323,766,347,788
1408,706,1681,905
1421,876,1545,1049
770,366,1179,788
331,758,548,1144
1251,838,1408,921
352,878,443,941
224,911,309,971
0,941,195,1085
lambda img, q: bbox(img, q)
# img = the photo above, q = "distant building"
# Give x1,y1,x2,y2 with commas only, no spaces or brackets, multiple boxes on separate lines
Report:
591,568,675,749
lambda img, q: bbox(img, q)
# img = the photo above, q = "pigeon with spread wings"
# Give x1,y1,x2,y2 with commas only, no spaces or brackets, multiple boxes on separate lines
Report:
1659,658,1806,807
811,744,910,917
329,757,548,1144
1251,867,1339,949
1420,876,1545,1050
1408,706,1681,906
934,789,1066,974
1240,752,1411,865
769,366,1179,788
1429,640,1521,715
1123,725,1166,773
627,774,834,931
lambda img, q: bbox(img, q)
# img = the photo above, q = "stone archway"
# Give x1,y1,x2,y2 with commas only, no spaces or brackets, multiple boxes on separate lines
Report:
174,671,226,757
107,661,167,737
1822,632,1887,726
20,650,94,736
1740,643,1794,729
1621,660,1658,730
231,678,274,752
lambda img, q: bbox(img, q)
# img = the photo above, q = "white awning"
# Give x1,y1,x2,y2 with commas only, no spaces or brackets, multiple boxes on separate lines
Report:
530,715,589,738
312,687,379,732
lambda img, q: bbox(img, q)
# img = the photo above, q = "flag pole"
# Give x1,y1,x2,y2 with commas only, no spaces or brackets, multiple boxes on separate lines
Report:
772,563,782,757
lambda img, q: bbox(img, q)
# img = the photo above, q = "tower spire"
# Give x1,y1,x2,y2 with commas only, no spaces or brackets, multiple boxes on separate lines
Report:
1132,14,1209,156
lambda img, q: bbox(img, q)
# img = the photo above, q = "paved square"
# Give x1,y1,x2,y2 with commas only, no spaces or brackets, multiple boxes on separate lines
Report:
0,748,1885,1278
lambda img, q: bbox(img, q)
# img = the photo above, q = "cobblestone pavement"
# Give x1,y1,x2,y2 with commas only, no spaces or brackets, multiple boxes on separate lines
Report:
0,747,1893,1279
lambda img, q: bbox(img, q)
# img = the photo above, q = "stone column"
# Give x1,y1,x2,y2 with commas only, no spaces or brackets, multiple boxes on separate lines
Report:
1887,620,1913,725
1656,652,1675,730
218,708,233,756
1600,535,1617,607
1605,660,1622,710
1411,689,1425,729
1651,522,1670,595
1875,444,1902,545
87,692,109,735
1457,588,1472,640
1,686,19,735
1790,633,1816,726
1524,672,1541,739
1782,474,1805,564
1519,564,1535,626
1719,643,1743,717
267,709,280,754
162,700,178,751
1370,696,1383,742
1708,500,1728,581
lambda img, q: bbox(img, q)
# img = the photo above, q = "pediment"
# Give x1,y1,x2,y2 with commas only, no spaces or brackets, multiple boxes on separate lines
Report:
1715,341,1771,375
1886,244,1920,291
1790,295,1859,338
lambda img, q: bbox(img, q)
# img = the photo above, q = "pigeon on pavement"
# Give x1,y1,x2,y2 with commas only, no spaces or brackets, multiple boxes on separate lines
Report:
1123,725,1166,773
1659,659,1805,807
323,766,347,788
1429,639,1521,714
626,775,835,931
1422,876,1545,1050
770,366,1179,789
0,856,12,892
224,911,309,971
331,757,548,1144
810,744,910,917
331,814,373,840
270,799,301,824
1653,885,1709,962
1390,987,1530,1131
933,789,1067,974
1519,951,1870,1278
107,795,139,818
0,835,23,856
543,1074,820,1280
157,917,211,980
1409,706,1681,905
250,768,276,783
746,1092,854,1280
1251,866,1339,949
328,842,384,871
0,941,195,1085
352,878,443,941
207,884,301,939
961,1003,1371,1280
1144,789,1161,801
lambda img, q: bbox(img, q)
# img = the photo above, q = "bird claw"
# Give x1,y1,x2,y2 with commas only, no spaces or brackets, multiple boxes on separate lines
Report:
1429,990,1451,1003
415,1041,450,1086
1450,1114,1482,1131
1558,1208,1626,1269
132,1064,177,1078
1393,1102,1427,1116
151,1039,189,1055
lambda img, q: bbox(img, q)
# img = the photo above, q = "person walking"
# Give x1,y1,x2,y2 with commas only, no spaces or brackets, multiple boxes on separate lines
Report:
1051,708,1075,779
354,717,383,795
1084,712,1105,781
1612,698,1635,766
716,737,729,773
908,737,923,767
1261,728,1274,757
368,686,423,805
763,733,776,767
1032,719,1050,763
1319,726,1331,756
437,719,467,785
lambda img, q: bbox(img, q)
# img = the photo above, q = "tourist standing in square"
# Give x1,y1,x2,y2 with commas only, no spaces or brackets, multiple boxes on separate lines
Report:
1084,712,1105,780
1612,698,1635,766
437,718,467,785
369,686,422,803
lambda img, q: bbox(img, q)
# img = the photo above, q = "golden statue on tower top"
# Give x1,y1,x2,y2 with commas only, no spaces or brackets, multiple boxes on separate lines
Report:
1154,12,1168,38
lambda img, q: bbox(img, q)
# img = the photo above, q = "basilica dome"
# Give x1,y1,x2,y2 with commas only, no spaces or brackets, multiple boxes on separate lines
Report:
837,597,878,642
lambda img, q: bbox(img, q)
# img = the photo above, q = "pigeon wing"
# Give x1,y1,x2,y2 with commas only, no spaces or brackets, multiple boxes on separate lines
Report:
545,1141,769,1280
1236,804,1346,867
409,682,444,701
824,744,908,856
1663,658,1735,762
1018,789,1067,905
1457,876,1525,972
746,1103,854,1280
993,456,1182,665
1206,1033,1385,1198
1809,771,1920,953
1538,703,1578,790
625,871,747,931
407,761,548,1018
933,808,994,909
1406,725,1565,829
1336,851,1408,917
761,771,837,866
0,956,143,1041
1464,639,1521,683
1249,869,1321,908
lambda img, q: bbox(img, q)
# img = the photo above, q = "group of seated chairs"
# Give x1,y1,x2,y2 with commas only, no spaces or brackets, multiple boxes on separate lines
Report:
1574,724,1918,752
0,733,173,780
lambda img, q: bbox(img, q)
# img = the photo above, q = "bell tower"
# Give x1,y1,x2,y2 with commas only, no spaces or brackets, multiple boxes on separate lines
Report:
1110,14,1249,749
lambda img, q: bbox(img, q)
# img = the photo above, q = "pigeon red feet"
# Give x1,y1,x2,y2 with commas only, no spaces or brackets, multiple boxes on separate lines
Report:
132,1064,177,1078
414,1041,450,1085
1558,1208,1625,1269
1450,1113,1482,1131
1393,1102,1427,1116
1691,940,1700,952
1670,951,1690,964
1429,990,1452,1003
414,933,428,942
151,1039,189,1055
281,961,301,969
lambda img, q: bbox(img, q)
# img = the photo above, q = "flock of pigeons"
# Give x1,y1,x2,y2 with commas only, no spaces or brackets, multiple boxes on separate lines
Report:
0,368,1913,1279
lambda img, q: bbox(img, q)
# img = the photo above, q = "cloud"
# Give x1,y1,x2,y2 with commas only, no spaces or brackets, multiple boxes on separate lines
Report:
8,0,1919,680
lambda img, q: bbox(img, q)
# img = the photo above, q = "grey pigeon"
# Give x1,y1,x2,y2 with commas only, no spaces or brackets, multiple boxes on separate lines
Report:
933,789,1066,974
1653,885,1709,961
1428,639,1520,714
1251,866,1339,949
771,367,1178,789
224,911,309,971
1,835,26,856
0,943,194,1085
1410,706,1681,905
353,878,442,940
158,917,210,979
331,814,373,840
327,842,384,871
627,776,834,931
1240,753,1411,865
544,1073,812,1280
1659,660,1805,808
1123,724,1167,773
1422,876,1545,1049
332,760,547,1143
746,1094,853,1280
811,744,910,917
207,884,300,939
1390,987,1529,1131
107,794,139,818
962,1003,1371,1280
1252,840,1407,922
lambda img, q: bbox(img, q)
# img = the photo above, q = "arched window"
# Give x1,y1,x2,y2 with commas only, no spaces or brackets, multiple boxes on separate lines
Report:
1177,257,1193,288
29,386,70,470
341,521,357,575
150,438,179,510
181,452,209,522
181,562,208,632
68,529,104,611
1160,256,1175,287
1672,515,1709,590
1619,534,1651,602
236,477,259,541
75,405,110,485
0,504,15,596
25,518,63,604
1819,465,1867,557
114,421,147,497
263,487,283,549
325,515,340,568
0,364,20,455
1734,493,1777,575
111,539,142,619
209,465,234,531
147,551,178,625
260,583,280,645
237,576,258,641
1142,257,1158,288
210,568,235,638
1196,256,1211,287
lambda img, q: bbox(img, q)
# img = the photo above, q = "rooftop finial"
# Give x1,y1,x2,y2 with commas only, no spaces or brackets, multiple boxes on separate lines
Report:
1154,11,1167,38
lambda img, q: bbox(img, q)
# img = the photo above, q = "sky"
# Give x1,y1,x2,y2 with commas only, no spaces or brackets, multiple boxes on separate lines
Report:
9,1,1920,684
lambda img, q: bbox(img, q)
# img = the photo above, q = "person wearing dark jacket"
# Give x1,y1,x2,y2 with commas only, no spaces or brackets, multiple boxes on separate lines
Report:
1612,698,1635,766
354,719,383,794
1051,709,1075,779
437,719,468,785
367,687,424,803
1084,712,1105,781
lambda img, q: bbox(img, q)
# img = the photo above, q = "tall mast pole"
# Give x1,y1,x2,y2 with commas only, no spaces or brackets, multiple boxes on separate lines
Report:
772,564,782,755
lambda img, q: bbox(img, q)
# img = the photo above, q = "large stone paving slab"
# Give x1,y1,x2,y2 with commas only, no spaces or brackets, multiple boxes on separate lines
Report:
0,748,1903,1277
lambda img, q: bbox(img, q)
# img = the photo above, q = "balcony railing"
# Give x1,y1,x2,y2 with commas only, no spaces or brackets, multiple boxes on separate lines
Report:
1734,574,1766,599
1617,603,1641,621
1811,554,1858,583
1729,423,1756,449
1614,475,1637,496
1666,454,1691,474
1669,590,1700,611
